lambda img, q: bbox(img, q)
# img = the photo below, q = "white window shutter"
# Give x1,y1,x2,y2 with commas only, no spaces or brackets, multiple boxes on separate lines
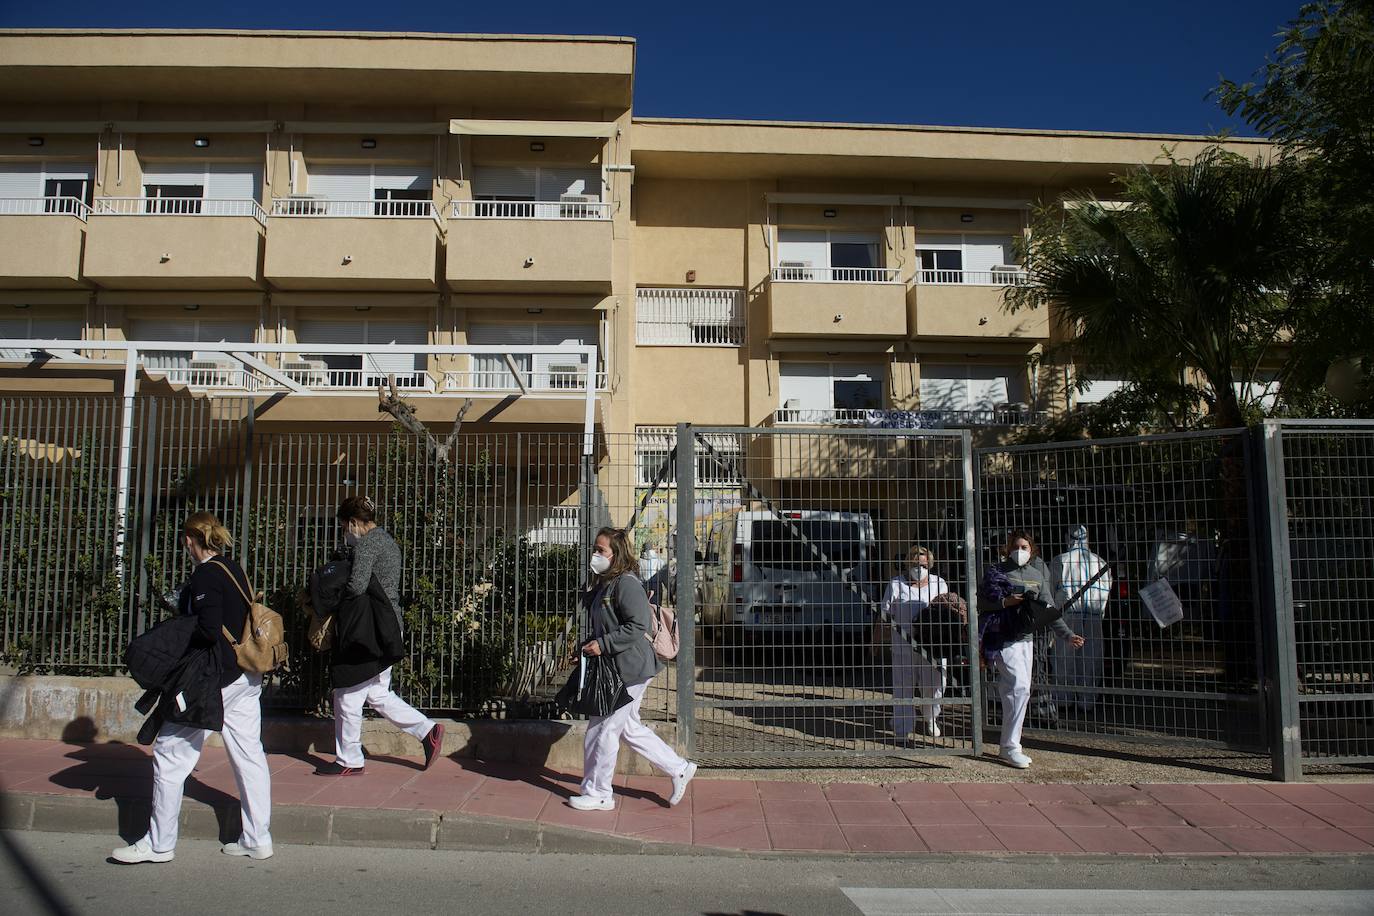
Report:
204,164,262,200
777,229,829,270
914,233,962,249
372,166,431,191
0,162,45,198
779,363,833,409
140,163,207,188
305,166,372,200
29,319,82,339
967,365,1013,406
296,319,364,345
43,165,93,183
964,236,1014,273
472,167,536,199
919,364,970,410
363,320,426,374
536,168,602,201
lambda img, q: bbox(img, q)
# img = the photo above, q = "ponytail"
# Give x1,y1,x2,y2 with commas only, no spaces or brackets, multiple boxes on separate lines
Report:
183,511,233,552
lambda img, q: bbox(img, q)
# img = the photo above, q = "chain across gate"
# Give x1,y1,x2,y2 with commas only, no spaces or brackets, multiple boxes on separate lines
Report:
670,425,983,764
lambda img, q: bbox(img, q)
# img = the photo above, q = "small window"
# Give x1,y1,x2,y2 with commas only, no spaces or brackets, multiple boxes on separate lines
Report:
917,248,963,282
144,184,205,214
373,187,430,216
44,177,91,212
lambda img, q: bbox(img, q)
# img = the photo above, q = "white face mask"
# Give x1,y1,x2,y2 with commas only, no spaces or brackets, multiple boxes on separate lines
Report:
589,553,612,575
1011,548,1031,568
343,527,360,547
910,565,928,581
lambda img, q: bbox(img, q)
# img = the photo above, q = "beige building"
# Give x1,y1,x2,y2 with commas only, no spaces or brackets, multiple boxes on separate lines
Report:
0,29,1267,451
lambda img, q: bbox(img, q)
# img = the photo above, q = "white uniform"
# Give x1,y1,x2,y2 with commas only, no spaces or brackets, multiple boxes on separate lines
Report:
581,679,688,801
1050,536,1112,710
881,573,949,737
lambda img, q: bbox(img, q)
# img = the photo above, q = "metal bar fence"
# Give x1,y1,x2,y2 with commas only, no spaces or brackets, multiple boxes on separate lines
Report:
974,430,1268,754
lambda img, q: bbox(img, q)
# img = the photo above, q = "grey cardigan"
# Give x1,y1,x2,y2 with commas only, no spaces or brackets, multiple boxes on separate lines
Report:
976,556,1078,643
347,527,404,629
587,573,662,687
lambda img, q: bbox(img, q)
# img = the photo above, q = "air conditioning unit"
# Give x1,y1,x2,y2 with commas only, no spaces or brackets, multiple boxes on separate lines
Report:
558,194,598,218
777,260,813,281
281,194,328,215
547,364,585,389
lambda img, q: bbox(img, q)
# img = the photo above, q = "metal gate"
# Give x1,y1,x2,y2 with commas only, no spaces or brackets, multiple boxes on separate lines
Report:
973,430,1269,752
673,425,982,764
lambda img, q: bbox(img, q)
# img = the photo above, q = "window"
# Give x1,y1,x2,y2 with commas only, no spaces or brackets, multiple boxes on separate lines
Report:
294,318,428,387
305,165,432,216
920,364,1026,411
467,320,603,390
373,186,430,216
127,319,255,371
751,519,862,571
0,317,84,359
144,184,205,214
635,287,745,346
43,177,92,212
776,229,883,281
0,162,95,214
470,166,603,218
916,234,1020,284
778,362,885,422
1076,375,1129,405
140,163,261,213
635,426,743,488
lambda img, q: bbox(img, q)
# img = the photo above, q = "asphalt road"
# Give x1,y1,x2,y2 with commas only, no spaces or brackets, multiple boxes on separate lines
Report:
4,831,1372,916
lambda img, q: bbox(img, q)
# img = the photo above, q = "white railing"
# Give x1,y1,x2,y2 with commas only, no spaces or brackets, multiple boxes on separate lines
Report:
286,364,433,391
771,266,899,283
451,199,610,220
270,198,439,220
443,367,609,393
772,405,1044,427
149,365,259,390
0,197,91,220
94,197,267,225
917,268,1029,286
635,287,745,346
526,506,581,546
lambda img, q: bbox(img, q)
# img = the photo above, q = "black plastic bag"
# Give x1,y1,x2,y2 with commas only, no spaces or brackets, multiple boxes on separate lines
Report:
556,654,630,717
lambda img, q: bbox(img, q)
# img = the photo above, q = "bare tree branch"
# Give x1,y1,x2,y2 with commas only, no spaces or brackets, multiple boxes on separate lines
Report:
377,374,473,467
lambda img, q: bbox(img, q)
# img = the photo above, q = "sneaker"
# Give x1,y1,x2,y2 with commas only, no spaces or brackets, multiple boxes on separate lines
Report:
567,794,615,811
313,761,365,777
668,762,697,807
998,747,1033,769
111,836,173,864
925,720,942,739
222,841,274,860
422,722,445,770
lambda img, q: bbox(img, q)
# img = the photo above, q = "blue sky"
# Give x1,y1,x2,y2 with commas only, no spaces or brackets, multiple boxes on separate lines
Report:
0,0,1302,136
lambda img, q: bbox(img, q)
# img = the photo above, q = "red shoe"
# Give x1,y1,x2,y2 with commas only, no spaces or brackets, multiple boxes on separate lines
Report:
422,723,446,770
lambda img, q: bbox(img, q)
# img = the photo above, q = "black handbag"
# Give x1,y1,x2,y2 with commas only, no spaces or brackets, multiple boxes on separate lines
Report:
556,653,630,717
1005,594,1063,641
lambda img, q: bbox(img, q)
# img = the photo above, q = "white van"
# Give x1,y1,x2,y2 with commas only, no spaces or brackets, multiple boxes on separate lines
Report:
698,509,878,637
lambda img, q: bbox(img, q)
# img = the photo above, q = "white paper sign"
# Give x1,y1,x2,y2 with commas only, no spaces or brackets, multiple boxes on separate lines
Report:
1139,577,1185,628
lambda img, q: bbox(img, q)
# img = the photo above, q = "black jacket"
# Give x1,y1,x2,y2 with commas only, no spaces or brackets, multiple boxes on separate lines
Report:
312,557,405,689
125,615,224,744
181,556,253,689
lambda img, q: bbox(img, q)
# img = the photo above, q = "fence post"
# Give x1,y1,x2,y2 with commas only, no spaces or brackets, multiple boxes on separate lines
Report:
1253,422,1303,781
962,430,983,757
133,398,159,634
237,399,255,558
674,423,697,755
578,453,595,594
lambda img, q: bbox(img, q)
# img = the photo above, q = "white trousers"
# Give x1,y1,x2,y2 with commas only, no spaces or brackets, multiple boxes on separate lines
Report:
581,679,687,800
891,641,946,736
333,666,434,768
149,673,272,853
993,639,1034,752
1053,612,1104,708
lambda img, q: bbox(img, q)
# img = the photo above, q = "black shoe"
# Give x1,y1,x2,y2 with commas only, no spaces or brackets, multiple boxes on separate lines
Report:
314,761,365,777
422,723,445,770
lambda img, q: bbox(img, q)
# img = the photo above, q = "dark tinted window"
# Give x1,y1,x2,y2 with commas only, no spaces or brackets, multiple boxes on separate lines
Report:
750,519,862,570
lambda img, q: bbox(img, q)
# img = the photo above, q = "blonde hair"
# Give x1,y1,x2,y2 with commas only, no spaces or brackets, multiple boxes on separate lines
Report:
183,511,233,552
907,544,934,567
593,527,641,581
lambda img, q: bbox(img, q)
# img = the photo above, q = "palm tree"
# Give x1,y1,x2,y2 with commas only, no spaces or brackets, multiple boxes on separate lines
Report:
1006,147,1316,430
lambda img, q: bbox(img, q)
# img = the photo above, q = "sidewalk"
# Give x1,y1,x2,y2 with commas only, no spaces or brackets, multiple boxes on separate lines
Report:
2,738,1372,856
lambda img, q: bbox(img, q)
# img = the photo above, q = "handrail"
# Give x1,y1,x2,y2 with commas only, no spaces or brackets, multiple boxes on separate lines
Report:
451,199,610,220
270,198,439,220
94,197,267,225
0,197,91,220
770,266,900,283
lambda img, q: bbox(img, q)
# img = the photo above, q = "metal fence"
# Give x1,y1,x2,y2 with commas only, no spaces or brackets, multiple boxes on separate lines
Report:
974,430,1268,753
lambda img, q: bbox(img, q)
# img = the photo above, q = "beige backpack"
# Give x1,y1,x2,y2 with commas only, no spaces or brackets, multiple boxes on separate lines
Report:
211,561,289,674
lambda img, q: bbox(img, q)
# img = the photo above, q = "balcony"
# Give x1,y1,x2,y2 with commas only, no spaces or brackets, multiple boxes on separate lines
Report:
144,355,437,394
910,269,1047,340
83,197,265,289
442,365,608,394
264,198,441,290
446,199,613,293
0,197,89,288
767,266,907,339
770,405,1044,428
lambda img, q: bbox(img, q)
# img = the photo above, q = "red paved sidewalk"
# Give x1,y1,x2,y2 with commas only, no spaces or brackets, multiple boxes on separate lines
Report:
3,738,1373,855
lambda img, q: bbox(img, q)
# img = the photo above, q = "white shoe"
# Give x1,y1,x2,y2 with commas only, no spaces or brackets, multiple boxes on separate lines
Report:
668,762,697,807
222,841,274,860
568,794,615,811
925,721,942,739
999,747,1033,769
111,836,173,864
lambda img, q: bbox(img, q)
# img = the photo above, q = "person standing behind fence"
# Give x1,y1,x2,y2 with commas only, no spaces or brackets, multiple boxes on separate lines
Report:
876,546,950,741
112,512,273,863
315,496,445,777
569,527,698,811
1050,525,1112,713
978,530,1084,769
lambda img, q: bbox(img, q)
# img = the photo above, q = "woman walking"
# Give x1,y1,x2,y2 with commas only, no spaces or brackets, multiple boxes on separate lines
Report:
569,527,697,811
113,512,273,863
977,529,1084,769
315,496,444,776
878,545,950,740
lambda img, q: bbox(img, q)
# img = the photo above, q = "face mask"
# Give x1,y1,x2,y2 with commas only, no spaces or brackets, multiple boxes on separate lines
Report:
589,553,611,575
343,527,360,547
1011,548,1031,568
910,565,928,581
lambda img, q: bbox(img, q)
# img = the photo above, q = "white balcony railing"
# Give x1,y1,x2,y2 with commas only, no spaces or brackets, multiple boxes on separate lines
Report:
443,367,609,393
636,287,745,346
94,197,267,226
270,198,439,220
771,266,900,283
285,363,433,391
772,405,1044,428
0,197,91,220
451,199,610,220
916,268,1029,286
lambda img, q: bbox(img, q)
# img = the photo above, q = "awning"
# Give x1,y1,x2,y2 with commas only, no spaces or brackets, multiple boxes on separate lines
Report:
449,119,617,139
